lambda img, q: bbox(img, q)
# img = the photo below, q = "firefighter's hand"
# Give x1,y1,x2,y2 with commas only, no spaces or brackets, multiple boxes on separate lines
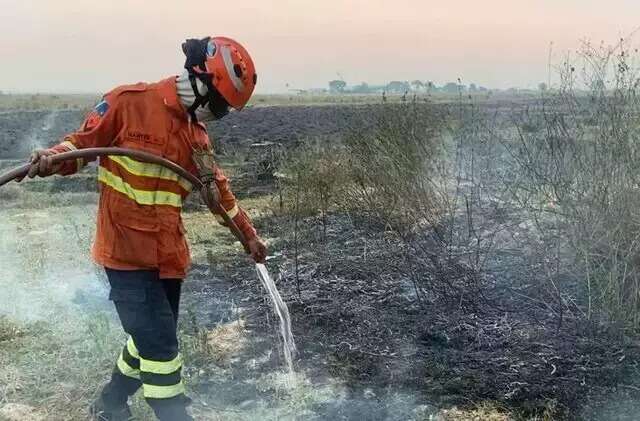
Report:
17,149,60,181
247,237,267,263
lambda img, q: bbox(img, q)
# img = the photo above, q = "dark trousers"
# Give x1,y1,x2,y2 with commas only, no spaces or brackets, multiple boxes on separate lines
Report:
100,268,191,421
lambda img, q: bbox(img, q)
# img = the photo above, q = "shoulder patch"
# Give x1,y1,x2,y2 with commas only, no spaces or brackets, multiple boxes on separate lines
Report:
94,99,109,116
81,98,109,131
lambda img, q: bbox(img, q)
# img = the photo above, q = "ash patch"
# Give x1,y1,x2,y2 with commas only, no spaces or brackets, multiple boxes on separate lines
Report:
221,212,640,420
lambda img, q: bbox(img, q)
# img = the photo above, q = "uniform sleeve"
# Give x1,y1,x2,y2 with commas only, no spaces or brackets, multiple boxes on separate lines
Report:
47,96,120,175
213,165,257,241
194,130,257,241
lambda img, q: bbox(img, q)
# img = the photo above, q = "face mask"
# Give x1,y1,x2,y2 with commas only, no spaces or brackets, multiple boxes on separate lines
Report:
176,70,216,122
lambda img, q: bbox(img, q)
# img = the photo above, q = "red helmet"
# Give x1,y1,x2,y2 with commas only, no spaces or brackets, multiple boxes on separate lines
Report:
199,37,257,110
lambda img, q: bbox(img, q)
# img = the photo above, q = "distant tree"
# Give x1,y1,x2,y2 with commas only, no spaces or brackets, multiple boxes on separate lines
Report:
538,82,548,91
410,80,425,92
329,80,347,93
425,81,438,93
469,83,478,93
352,82,372,94
442,82,460,94
386,81,410,93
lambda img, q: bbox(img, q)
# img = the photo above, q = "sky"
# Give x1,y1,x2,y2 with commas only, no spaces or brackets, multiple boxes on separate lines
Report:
1,0,639,93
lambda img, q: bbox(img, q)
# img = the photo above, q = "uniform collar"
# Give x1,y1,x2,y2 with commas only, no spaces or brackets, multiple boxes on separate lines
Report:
157,76,190,120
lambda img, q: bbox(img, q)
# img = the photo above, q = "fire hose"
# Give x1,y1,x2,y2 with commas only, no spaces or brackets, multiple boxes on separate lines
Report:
0,147,249,252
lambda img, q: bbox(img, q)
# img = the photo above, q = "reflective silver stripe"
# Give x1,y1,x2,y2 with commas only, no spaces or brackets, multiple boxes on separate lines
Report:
60,140,77,151
221,45,245,92
60,140,85,169
214,204,239,224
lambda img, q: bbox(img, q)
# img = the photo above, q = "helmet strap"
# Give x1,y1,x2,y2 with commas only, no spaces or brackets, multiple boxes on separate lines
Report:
182,38,230,122
186,73,209,121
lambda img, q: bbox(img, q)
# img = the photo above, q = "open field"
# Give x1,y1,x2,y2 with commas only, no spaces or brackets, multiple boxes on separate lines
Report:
1,81,640,421
0,91,538,112
0,92,395,112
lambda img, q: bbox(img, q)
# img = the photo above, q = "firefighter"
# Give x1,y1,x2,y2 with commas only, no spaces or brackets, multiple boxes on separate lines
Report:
18,37,267,421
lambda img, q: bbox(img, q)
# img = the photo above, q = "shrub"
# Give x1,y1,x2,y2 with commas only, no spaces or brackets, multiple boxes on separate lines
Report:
506,39,640,330
341,100,449,234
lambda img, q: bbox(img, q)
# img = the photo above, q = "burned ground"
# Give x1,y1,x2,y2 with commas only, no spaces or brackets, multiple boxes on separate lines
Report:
212,204,640,420
1,102,640,420
0,105,371,160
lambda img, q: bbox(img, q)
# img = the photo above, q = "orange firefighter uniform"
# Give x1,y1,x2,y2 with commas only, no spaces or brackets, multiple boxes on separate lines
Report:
49,77,257,279
27,36,262,420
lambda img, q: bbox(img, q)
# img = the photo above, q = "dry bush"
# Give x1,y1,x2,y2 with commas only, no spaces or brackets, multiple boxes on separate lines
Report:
280,100,448,232
281,141,350,224
279,100,495,305
506,39,640,330
341,100,449,233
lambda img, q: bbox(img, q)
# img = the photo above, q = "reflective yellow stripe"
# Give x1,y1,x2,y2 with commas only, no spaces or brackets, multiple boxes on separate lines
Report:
214,204,239,224
109,155,193,192
117,354,140,379
140,354,183,375
98,167,183,207
127,337,139,359
143,381,185,399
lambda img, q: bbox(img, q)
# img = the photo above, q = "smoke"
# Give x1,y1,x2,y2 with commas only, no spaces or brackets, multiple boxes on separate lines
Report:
0,206,110,325
23,110,58,151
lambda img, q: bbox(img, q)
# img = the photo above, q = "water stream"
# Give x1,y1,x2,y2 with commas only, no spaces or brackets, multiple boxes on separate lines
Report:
255,263,297,382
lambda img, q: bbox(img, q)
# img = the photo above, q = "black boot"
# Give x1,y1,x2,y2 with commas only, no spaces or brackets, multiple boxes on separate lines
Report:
89,396,133,421
147,397,193,421
91,372,140,421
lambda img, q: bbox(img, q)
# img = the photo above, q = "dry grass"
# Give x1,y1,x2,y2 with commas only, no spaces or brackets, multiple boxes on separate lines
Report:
203,320,247,366
0,314,129,420
0,317,24,343
437,403,514,421
0,185,22,203
434,401,559,421
0,91,493,112
0,93,98,111
0,403,46,421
